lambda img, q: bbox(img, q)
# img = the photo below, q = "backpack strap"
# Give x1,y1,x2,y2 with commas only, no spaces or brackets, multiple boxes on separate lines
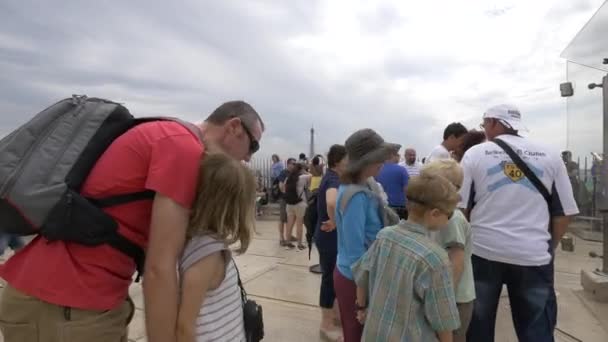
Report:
88,117,202,207
86,190,156,208
107,233,146,282
493,138,556,253
89,118,203,281
493,139,551,207
339,184,371,213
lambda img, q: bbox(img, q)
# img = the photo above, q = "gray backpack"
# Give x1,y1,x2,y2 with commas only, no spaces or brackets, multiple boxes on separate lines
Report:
0,95,201,280
338,178,401,228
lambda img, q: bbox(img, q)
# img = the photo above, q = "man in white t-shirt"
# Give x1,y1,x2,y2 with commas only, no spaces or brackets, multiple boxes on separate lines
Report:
460,104,579,342
427,122,468,163
399,148,421,177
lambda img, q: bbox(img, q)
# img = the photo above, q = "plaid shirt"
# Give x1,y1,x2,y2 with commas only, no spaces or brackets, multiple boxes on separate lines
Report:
352,221,460,342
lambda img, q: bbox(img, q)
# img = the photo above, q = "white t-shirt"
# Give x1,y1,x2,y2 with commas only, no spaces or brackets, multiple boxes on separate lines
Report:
399,162,421,177
427,144,451,163
459,134,579,266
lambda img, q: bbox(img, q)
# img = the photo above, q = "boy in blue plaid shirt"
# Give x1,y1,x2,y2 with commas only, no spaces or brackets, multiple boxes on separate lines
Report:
353,172,461,342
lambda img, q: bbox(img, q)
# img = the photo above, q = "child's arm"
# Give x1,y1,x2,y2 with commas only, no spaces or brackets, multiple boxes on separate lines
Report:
439,218,468,286
356,286,367,308
176,252,223,342
436,330,453,342
321,188,338,231
353,241,378,325
356,286,368,324
447,247,465,285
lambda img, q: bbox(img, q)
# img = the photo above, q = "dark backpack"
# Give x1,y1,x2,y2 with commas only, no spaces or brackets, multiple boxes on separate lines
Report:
0,95,201,280
284,176,304,205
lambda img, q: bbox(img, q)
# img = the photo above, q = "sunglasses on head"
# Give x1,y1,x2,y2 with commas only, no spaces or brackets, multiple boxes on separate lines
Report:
407,197,454,219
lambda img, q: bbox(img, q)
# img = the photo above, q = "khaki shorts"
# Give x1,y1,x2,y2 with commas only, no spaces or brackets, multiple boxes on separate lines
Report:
0,285,135,342
286,201,307,219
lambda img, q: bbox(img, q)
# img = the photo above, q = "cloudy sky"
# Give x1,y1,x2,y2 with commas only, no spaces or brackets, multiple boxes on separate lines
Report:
0,0,606,160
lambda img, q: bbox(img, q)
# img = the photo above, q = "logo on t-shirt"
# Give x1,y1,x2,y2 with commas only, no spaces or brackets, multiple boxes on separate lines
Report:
503,163,524,182
487,161,544,192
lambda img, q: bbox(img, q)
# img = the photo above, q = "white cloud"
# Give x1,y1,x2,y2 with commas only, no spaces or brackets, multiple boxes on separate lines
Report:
0,0,605,160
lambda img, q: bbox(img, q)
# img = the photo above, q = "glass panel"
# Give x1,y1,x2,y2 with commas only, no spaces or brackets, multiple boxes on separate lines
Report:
566,61,605,224
561,2,608,72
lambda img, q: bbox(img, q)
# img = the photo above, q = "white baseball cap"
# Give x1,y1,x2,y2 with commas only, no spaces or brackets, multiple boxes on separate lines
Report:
482,104,528,132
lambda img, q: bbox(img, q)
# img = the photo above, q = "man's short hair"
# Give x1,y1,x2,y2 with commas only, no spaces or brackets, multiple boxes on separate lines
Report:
205,101,265,131
327,144,347,168
443,122,468,141
286,158,296,164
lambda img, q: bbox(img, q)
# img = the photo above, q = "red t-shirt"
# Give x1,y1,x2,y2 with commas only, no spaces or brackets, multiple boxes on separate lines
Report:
0,121,203,310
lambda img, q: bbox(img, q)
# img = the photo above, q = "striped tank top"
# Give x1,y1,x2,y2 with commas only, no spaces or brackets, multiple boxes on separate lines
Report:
179,235,245,342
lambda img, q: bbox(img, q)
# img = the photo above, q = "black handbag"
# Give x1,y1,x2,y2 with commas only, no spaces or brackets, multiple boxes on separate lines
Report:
234,261,264,342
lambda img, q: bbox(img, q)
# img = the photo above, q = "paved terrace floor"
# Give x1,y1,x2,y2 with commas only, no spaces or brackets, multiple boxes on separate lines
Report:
1,218,607,341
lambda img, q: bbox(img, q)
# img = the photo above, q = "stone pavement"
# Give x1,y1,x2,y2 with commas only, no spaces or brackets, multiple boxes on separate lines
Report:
1,219,607,341
126,218,608,342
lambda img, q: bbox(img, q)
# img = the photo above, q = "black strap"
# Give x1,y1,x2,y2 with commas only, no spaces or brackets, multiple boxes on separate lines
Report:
106,233,146,282
87,190,156,208
88,118,201,281
233,258,248,303
494,139,558,254
85,190,154,281
493,139,551,206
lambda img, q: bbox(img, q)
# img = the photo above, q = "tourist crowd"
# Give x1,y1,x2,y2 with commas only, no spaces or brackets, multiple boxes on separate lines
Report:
0,100,578,342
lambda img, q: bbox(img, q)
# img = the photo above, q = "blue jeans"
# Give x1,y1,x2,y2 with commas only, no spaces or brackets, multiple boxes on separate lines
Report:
467,254,557,342
316,227,338,309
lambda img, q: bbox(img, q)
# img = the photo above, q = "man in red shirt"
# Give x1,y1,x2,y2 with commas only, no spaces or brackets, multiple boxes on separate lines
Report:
0,101,264,342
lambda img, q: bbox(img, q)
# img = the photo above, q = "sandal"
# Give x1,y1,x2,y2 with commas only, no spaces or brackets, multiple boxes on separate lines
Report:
319,328,343,342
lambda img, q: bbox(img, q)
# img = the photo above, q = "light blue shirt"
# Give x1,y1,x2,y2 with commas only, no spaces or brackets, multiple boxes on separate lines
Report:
336,185,383,280
271,162,284,180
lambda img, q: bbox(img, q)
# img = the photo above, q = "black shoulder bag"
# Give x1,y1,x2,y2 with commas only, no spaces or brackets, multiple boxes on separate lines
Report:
493,139,554,246
234,260,265,342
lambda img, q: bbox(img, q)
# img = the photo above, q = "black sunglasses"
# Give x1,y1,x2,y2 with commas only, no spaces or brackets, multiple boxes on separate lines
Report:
407,197,454,219
240,121,260,154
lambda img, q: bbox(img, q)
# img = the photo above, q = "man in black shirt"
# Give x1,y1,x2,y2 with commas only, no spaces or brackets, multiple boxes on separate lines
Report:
278,158,296,246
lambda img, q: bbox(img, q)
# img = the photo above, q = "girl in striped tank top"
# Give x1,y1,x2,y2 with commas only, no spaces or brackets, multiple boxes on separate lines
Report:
177,151,256,342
